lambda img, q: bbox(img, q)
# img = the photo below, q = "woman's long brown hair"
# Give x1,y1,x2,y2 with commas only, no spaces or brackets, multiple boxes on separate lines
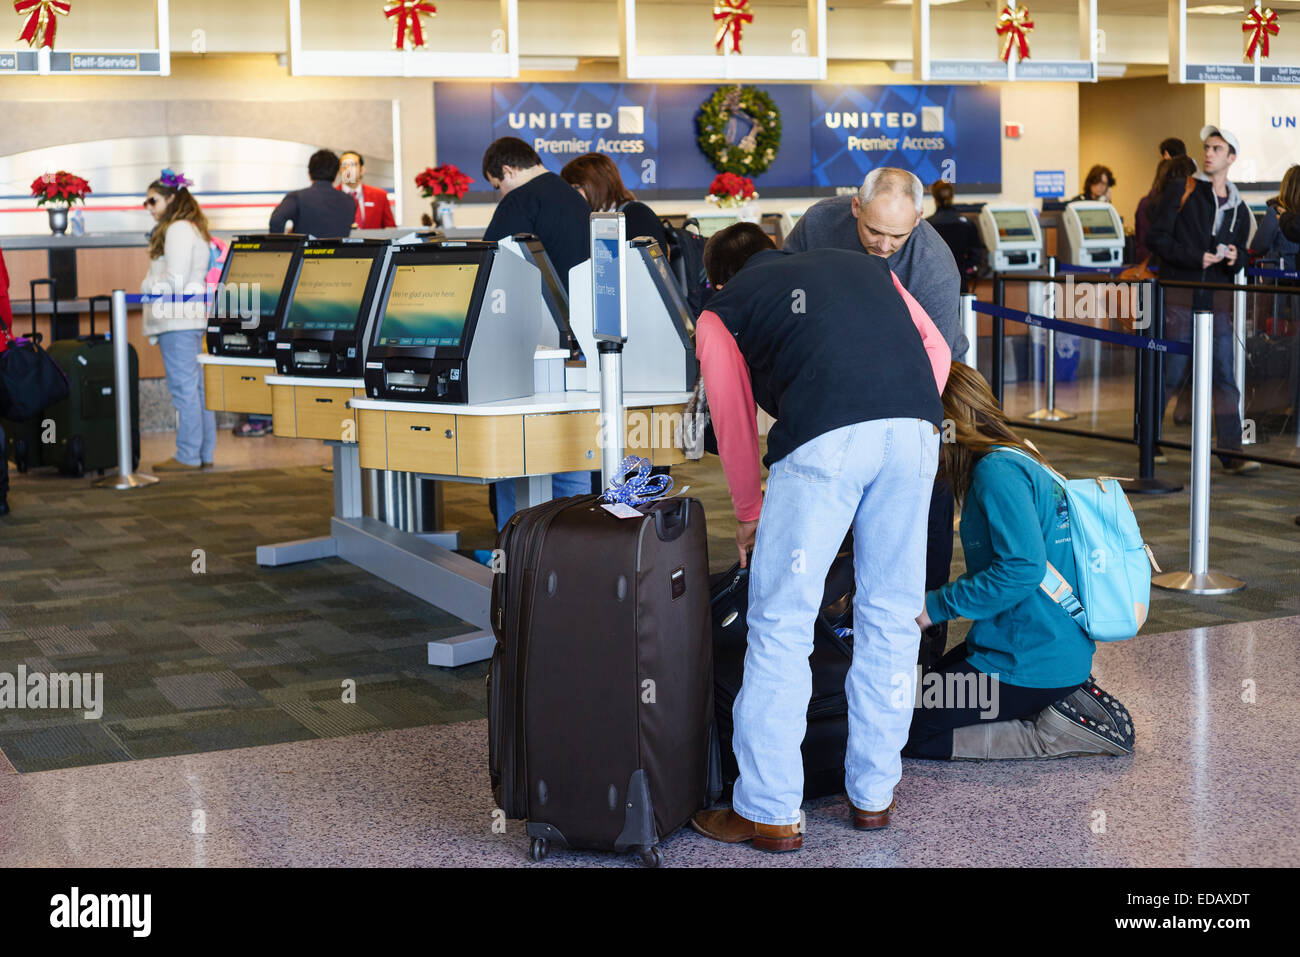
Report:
147,181,211,260
941,362,1049,507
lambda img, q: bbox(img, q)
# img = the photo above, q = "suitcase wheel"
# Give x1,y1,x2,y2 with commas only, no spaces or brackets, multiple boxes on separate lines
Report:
528,837,549,862
636,845,663,868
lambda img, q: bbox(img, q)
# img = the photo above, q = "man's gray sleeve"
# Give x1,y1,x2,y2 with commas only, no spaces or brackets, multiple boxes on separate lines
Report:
911,251,966,362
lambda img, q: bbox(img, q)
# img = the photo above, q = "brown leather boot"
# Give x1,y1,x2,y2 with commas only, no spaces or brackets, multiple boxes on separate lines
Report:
849,798,896,830
690,808,802,852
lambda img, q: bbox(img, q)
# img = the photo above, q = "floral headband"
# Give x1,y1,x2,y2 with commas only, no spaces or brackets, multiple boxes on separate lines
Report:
159,168,193,190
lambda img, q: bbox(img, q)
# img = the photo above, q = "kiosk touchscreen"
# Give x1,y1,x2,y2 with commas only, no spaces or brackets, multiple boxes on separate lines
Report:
1061,201,1125,267
363,241,546,404
568,237,697,393
687,210,744,238
206,234,306,357
978,205,1043,272
497,233,577,355
274,238,393,377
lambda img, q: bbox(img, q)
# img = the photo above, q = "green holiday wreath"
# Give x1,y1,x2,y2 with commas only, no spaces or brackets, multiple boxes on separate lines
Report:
696,84,782,176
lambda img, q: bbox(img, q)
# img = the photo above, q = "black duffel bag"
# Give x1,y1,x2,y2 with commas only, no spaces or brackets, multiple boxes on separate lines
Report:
0,331,70,421
711,538,857,801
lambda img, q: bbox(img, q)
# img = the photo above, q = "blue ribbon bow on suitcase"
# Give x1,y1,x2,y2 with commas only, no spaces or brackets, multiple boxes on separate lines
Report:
601,455,673,507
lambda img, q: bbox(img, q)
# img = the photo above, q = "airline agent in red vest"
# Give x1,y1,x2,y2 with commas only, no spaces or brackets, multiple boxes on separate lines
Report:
337,151,396,229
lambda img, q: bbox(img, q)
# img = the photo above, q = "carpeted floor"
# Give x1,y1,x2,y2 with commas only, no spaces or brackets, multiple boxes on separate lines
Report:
1,426,1295,773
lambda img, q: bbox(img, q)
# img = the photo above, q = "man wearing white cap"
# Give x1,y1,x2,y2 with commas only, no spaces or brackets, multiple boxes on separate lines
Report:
1147,124,1258,474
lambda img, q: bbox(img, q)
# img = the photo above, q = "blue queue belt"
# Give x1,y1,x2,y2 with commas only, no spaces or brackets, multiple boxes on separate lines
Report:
973,301,1193,356
1246,267,1300,280
123,293,212,305
1053,262,1130,277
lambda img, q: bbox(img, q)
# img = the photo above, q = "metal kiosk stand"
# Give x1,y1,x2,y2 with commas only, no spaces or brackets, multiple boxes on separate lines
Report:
591,212,629,484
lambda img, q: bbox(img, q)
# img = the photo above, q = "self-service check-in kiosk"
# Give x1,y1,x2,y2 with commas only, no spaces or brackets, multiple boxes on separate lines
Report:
363,241,546,404
686,210,744,238
497,233,577,355
1060,201,1125,267
206,234,306,357
978,205,1043,272
274,238,393,378
569,237,696,393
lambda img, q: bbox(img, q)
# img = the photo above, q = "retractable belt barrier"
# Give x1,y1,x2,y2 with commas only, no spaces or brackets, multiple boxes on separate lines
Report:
973,301,1192,356
1246,267,1300,281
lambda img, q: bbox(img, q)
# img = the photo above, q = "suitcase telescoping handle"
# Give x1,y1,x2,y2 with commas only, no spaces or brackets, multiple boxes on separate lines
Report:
653,497,691,542
87,295,112,338
29,278,58,342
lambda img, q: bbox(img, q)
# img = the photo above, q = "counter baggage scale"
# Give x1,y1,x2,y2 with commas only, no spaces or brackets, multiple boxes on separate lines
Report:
245,234,689,666
685,209,744,238
1059,200,1125,267
200,234,307,416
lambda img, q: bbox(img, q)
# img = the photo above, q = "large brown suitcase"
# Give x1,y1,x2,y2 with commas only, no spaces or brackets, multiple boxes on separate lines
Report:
488,493,718,866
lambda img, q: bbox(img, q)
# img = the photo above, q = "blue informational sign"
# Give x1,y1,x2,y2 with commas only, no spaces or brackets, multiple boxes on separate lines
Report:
433,82,1002,198
590,214,626,342
1034,170,1067,198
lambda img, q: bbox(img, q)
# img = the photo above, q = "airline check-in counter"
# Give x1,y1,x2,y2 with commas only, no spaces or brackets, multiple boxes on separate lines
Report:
207,232,693,667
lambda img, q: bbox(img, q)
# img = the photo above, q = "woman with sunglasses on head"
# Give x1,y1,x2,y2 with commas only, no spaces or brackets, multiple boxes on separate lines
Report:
141,169,217,471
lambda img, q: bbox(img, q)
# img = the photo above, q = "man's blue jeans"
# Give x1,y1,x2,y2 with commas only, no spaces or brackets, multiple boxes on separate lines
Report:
157,329,216,466
732,418,939,825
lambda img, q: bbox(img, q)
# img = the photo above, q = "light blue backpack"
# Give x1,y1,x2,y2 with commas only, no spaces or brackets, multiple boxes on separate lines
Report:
993,447,1160,642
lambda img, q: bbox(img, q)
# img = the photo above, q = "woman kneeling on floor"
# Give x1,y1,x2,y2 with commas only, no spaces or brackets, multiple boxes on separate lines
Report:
907,362,1134,761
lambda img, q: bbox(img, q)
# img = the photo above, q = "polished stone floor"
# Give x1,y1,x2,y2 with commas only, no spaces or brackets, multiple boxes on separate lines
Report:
3,615,1296,867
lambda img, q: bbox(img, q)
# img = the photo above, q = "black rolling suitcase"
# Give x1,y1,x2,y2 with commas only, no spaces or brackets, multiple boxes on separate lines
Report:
3,280,64,472
711,538,855,801
42,292,140,476
488,493,718,866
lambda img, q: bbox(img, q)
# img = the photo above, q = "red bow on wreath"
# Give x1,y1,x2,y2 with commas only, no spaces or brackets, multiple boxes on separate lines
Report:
996,4,1034,64
713,0,753,55
14,0,70,50
1243,7,1279,61
385,0,437,51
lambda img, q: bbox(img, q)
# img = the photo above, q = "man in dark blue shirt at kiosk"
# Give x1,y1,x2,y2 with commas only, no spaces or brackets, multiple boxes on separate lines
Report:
269,149,357,240
481,137,592,293
480,137,595,527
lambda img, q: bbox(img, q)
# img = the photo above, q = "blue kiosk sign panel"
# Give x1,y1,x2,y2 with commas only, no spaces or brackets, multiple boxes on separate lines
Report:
434,82,1002,198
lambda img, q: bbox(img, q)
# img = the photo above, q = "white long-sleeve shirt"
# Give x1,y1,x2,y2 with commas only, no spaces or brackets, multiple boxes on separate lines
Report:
140,219,210,338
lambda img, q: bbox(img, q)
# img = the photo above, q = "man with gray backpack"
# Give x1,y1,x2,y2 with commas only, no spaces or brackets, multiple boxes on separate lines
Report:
905,363,1153,761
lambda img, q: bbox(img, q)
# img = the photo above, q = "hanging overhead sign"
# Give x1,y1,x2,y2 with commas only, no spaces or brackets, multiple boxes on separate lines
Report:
1170,0,1299,85
913,0,1097,83
2,0,170,75
288,0,518,77
619,0,827,81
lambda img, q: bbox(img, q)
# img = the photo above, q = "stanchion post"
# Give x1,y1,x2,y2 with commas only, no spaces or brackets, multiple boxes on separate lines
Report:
1153,309,1244,594
1121,279,1182,495
93,289,157,489
959,293,977,367
1028,256,1075,421
598,341,626,490
991,275,1005,406
1233,266,1250,443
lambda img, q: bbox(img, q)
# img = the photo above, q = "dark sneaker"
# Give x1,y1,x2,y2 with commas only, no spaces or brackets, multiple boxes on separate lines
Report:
1076,677,1135,743
232,420,271,437
1048,687,1134,755
1222,458,1260,475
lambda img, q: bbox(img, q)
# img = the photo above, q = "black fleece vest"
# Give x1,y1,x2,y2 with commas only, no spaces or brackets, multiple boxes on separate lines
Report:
706,248,943,467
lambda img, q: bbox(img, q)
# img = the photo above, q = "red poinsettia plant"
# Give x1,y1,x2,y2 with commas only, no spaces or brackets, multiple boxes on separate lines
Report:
31,171,92,207
708,172,758,203
416,164,475,201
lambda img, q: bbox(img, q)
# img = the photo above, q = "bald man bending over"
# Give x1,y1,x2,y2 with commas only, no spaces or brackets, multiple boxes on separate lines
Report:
784,168,965,361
